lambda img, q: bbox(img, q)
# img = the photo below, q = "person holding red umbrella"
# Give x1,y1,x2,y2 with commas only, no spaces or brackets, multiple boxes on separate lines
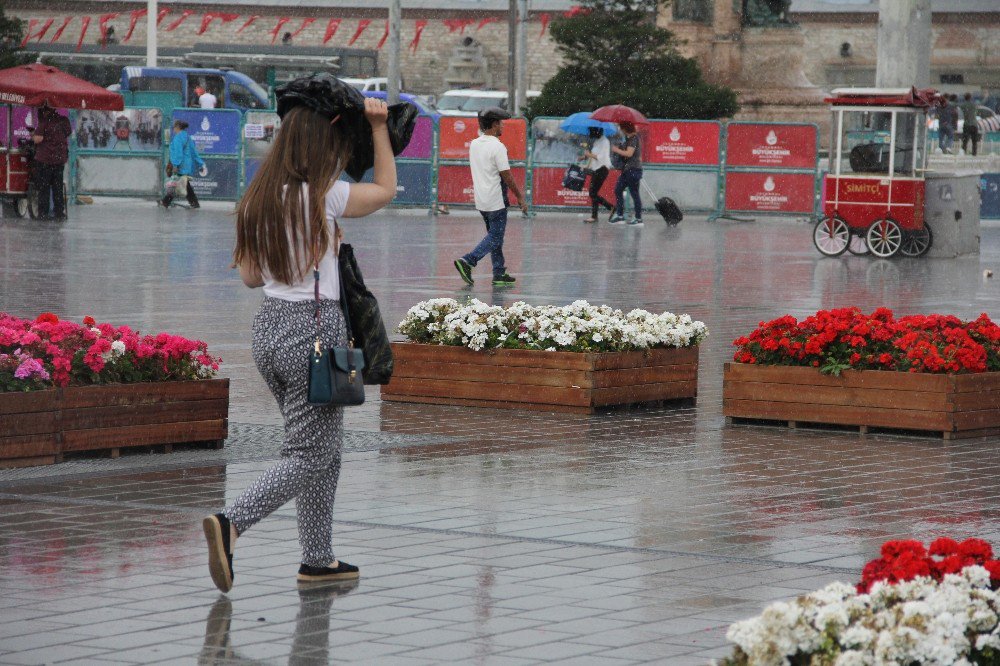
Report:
609,121,643,226
590,105,647,226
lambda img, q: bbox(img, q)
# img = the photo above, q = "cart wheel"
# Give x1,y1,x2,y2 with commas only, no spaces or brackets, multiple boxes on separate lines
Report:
900,226,933,257
13,196,29,218
866,218,902,258
26,186,41,220
812,216,850,256
847,233,870,255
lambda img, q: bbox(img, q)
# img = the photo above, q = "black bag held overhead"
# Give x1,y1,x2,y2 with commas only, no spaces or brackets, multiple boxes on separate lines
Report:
307,245,366,406
562,164,586,191
338,243,393,385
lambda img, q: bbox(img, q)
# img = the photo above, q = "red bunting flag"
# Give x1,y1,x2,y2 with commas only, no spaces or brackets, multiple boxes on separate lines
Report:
291,17,315,39
99,13,119,47
33,18,56,42
76,16,91,51
51,17,72,43
197,13,239,36
348,19,371,45
156,9,171,25
539,13,551,37
270,17,291,44
236,15,259,33
123,9,146,43
477,17,500,31
323,18,341,44
376,21,388,49
564,6,591,18
443,18,475,34
409,19,428,52
165,10,194,32
20,19,38,48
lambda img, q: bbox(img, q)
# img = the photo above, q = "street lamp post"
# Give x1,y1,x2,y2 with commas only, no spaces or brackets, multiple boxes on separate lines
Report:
146,0,157,67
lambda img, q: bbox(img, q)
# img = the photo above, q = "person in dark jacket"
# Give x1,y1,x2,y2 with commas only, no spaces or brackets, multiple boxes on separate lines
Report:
938,96,956,154
960,92,980,156
161,120,206,208
31,105,72,220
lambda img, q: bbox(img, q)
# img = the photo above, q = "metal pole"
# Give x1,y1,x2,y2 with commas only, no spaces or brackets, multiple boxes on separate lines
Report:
515,0,527,115
387,0,401,104
507,0,516,113
146,0,157,67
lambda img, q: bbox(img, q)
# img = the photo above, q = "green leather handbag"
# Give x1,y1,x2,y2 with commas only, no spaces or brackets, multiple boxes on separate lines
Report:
307,265,365,407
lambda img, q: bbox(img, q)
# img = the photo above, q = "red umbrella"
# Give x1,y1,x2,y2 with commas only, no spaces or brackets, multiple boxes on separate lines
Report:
590,104,648,126
0,63,123,110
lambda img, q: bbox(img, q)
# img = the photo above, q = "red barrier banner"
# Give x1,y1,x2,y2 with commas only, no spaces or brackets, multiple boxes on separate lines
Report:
531,167,614,207
725,124,817,169
437,165,527,205
645,121,721,166
724,172,815,213
438,117,528,162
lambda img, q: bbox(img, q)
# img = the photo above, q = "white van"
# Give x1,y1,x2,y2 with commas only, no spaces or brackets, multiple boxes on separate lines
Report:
437,89,540,117
340,77,403,93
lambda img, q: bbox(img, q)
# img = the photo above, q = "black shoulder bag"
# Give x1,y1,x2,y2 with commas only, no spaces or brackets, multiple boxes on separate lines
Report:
307,229,366,406
338,243,393,385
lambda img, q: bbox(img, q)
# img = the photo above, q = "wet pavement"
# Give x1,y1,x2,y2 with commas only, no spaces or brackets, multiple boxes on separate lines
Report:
1,200,1000,664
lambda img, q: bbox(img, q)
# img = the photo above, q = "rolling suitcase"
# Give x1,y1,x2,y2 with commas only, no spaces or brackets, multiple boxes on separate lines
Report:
640,179,683,225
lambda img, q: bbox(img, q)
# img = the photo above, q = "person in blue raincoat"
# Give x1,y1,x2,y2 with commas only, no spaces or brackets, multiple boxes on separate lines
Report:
160,119,206,209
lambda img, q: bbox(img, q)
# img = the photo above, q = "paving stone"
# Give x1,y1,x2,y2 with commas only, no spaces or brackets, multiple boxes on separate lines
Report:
2,204,1000,662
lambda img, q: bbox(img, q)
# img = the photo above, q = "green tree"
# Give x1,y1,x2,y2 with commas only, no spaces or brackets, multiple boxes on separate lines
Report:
526,0,738,120
0,4,35,70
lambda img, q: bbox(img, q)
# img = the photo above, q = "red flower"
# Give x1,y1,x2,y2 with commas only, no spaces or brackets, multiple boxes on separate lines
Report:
929,537,960,557
35,313,59,324
82,316,96,327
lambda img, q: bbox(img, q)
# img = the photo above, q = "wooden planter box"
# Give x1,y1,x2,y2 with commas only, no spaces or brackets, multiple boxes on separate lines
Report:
723,363,1000,439
382,343,698,414
0,379,229,468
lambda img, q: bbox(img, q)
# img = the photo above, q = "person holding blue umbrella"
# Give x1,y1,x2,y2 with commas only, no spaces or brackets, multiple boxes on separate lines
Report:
582,127,613,223
558,113,616,223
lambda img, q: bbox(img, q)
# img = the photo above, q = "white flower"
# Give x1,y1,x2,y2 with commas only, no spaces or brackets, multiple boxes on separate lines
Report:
110,340,126,357
90,327,102,336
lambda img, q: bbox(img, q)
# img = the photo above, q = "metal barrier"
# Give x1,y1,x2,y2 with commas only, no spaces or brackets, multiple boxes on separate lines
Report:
71,106,165,199
983,173,1000,219
171,108,242,200
713,122,820,221
529,117,723,215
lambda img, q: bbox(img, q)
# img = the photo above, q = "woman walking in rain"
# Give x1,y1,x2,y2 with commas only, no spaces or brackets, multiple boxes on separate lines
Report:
202,75,399,592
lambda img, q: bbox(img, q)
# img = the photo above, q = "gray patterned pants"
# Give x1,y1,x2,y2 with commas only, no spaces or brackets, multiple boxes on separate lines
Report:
224,297,347,567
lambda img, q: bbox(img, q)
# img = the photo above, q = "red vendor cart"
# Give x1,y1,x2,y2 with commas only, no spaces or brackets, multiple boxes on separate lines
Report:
0,63,122,219
813,87,944,258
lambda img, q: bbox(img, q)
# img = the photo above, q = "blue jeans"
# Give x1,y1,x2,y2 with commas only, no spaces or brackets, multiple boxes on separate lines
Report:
614,168,642,219
462,208,507,278
939,126,954,152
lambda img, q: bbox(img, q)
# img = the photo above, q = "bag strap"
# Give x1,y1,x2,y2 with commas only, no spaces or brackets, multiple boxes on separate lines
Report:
313,207,354,354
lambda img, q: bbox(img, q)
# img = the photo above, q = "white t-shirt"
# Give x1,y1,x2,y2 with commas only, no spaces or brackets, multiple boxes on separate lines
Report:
469,134,510,212
261,180,350,302
587,136,612,171
199,92,218,109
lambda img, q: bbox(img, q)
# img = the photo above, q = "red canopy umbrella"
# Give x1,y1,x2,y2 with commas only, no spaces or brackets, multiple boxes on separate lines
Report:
590,104,648,126
0,63,123,110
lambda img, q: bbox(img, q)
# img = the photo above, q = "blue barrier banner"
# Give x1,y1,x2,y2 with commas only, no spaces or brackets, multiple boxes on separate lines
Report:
172,109,241,155
191,158,240,199
342,161,432,206
982,173,1000,219
244,157,262,187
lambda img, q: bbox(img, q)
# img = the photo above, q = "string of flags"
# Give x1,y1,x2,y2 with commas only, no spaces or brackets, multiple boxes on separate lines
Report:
17,11,572,52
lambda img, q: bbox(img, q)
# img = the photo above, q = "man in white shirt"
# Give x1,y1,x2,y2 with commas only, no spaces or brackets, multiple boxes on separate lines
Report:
454,107,528,286
199,87,218,109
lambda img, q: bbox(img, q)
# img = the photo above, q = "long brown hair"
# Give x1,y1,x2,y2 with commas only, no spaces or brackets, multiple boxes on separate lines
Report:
234,105,352,285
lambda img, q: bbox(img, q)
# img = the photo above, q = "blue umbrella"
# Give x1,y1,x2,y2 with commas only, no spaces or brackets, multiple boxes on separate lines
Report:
559,112,617,137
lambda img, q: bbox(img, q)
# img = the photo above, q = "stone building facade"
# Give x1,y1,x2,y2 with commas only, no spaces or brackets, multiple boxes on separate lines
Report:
9,1,569,97
661,0,1000,95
